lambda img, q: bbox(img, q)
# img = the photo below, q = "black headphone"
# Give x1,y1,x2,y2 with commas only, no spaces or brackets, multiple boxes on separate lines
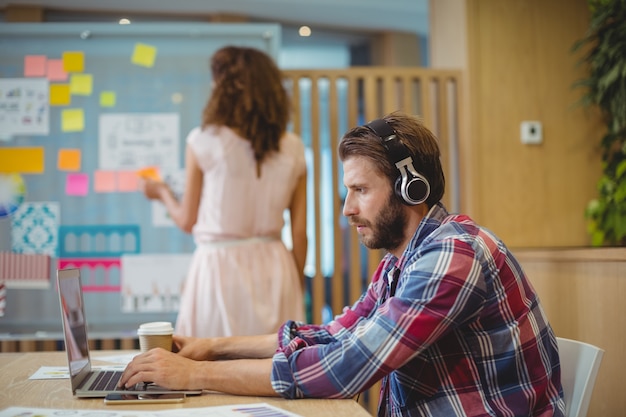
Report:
364,118,430,205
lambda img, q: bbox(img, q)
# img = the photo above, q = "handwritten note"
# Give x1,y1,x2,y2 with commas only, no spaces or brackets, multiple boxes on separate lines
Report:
121,253,191,312
0,404,303,417
98,113,180,170
0,78,49,136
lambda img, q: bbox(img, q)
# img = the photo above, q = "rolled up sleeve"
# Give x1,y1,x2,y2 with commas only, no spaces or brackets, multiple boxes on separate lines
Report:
270,266,392,399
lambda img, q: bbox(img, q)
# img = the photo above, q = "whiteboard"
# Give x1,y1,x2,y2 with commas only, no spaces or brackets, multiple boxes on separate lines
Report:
0,22,281,334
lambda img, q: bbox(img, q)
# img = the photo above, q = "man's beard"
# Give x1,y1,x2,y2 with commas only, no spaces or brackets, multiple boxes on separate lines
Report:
353,196,407,252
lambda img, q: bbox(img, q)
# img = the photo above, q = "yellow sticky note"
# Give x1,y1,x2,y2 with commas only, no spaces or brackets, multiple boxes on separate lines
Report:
62,51,84,73
0,147,45,174
61,108,85,132
100,91,116,107
70,73,93,96
58,149,81,171
49,84,71,106
132,43,157,68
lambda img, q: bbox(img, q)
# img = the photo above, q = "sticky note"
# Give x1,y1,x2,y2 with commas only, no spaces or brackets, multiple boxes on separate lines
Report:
63,51,84,73
117,171,139,192
0,147,45,174
61,108,85,132
131,43,157,68
136,166,161,180
100,91,116,107
24,55,47,77
47,59,68,81
58,149,81,171
94,170,116,193
66,173,89,196
49,84,71,106
70,73,93,96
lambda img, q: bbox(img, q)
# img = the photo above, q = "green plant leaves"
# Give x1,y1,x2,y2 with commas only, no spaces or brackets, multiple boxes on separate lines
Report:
575,0,626,246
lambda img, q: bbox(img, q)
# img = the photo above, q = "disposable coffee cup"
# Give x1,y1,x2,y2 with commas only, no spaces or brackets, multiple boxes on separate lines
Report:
137,322,174,353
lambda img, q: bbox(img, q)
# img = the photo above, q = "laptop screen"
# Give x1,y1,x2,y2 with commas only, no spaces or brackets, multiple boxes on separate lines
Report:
58,268,90,377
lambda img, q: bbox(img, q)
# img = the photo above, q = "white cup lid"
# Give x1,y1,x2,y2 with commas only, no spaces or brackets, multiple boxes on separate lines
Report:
137,321,174,335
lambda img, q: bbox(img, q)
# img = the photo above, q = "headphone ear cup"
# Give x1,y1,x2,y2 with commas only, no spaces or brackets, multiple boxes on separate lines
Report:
394,176,405,202
395,174,430,205
406,177,430,205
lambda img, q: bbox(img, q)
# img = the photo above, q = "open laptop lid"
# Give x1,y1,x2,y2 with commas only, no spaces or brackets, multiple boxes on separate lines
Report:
57,267,93,394
57,268,203,397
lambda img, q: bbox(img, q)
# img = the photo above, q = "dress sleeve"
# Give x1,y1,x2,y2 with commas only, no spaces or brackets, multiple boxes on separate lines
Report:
186,126,218,172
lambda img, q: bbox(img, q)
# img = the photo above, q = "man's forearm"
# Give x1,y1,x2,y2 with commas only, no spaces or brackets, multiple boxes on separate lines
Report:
212,333,279,360
194,357,278,396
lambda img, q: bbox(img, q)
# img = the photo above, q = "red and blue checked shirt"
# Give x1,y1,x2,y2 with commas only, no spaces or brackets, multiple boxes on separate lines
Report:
271,204,565,416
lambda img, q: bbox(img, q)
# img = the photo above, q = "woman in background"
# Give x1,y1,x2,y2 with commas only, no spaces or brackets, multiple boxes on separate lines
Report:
139,46,307,337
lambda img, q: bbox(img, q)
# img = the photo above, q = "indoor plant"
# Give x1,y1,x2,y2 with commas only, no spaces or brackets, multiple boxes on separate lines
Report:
573,0,626,246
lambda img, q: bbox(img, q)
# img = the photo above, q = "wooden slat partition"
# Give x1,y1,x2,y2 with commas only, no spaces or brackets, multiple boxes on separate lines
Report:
284,67,463,414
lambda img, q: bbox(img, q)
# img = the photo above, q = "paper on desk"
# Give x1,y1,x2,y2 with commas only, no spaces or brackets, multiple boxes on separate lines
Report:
0,403,303,417
29,364,126,380
95,352,138,364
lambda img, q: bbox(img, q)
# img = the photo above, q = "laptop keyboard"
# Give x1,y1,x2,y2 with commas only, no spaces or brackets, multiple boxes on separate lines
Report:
82,370,150,392
87,370,123,391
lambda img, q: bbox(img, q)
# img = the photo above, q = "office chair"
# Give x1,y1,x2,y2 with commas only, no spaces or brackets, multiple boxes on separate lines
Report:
556,337,604,417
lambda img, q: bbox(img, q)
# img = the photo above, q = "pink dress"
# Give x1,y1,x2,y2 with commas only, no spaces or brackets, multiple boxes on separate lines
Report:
175,125,306,337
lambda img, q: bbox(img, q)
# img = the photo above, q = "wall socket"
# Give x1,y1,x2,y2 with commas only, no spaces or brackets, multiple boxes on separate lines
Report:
520,121,542,145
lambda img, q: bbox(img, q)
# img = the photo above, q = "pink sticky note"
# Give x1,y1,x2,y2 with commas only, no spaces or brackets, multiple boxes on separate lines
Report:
94,170,116,193
117,170,138,192
66,173,89,196
24,55,47,77
47,59,68,81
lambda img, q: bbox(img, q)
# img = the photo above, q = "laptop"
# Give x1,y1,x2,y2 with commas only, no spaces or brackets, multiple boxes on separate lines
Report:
57,267,202,397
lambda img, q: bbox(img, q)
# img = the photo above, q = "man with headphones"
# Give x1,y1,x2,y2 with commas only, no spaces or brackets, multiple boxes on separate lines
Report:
119,112,565,417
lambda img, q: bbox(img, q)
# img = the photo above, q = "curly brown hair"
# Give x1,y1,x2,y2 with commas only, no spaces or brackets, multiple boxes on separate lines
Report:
202,46,290,172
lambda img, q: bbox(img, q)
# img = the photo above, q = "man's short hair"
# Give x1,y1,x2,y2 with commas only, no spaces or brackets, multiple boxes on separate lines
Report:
338,111,445,208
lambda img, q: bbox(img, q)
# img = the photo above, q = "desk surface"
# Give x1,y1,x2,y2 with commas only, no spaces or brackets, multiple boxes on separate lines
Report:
0,351,371,416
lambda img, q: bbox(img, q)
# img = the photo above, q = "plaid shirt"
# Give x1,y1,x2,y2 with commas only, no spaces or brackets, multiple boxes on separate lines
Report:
271,204,565,417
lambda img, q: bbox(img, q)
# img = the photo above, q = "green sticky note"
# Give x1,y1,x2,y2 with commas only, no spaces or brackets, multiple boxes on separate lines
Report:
100,91,116,107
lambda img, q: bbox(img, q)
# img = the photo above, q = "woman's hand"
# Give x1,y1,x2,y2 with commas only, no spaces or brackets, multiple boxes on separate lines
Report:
138,177,168,201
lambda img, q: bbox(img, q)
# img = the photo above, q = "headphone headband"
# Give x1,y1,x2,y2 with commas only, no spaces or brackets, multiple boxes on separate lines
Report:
365,119,410,163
